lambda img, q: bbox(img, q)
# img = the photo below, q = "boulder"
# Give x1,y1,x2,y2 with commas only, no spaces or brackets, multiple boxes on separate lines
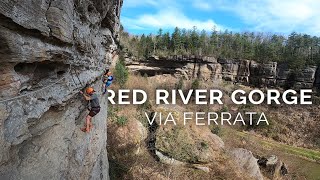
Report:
257,155,288,179
155,150,212,173
155,150,186,166
108,118,148,155
230,148,264,180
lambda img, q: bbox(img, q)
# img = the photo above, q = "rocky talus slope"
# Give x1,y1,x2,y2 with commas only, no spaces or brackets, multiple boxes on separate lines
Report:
107,103,290,179
0,0,122,179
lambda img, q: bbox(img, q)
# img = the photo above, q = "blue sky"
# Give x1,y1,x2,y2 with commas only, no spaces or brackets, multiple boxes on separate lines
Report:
121,0,320,35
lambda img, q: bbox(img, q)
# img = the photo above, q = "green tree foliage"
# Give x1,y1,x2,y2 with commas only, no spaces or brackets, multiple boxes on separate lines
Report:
116,116,128,126
114,55,129,88
120,25,320,70
172,27,182,53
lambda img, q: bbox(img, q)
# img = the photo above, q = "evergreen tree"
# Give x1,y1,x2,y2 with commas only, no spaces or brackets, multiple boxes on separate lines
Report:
114,55,129,88
120,25,320,70
172,27,182,54
190,26,200,55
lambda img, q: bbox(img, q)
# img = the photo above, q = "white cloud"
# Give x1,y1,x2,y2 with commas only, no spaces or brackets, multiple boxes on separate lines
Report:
123,0,180,9
215,0,320,35
123,8,225,31
121,17,145,30
122,0,320,35
192,0,213,11
123,0,158,8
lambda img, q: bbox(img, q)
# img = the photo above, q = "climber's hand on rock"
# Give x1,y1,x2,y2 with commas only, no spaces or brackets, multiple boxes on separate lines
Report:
80,91,83,94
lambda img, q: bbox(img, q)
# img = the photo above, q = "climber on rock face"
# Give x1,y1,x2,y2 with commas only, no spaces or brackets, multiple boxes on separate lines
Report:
102,71,114,95
80,87,100,133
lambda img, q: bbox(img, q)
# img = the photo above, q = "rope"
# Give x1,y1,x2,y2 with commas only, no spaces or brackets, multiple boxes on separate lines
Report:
0,64,72,104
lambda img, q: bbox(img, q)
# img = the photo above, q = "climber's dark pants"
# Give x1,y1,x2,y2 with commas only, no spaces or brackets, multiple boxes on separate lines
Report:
88,107,100,117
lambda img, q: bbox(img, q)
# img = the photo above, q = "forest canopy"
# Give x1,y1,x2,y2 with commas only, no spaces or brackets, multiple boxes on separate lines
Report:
120,26,320,70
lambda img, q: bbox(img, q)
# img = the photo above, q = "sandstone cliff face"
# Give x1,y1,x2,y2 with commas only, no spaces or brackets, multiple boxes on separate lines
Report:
126,55,319,90
0,0,122,179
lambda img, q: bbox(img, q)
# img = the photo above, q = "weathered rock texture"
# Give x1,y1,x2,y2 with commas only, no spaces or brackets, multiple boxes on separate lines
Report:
126,55,320,90
257,155,288,179
230,148,264,180
0,0,122,179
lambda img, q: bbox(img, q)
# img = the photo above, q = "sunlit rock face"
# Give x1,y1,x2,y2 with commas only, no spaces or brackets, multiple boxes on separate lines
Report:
126,55,319,90
0,0,122,179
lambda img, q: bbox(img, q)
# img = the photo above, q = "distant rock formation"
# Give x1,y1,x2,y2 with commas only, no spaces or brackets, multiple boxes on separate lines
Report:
126,55,319,90
0,0,122,179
